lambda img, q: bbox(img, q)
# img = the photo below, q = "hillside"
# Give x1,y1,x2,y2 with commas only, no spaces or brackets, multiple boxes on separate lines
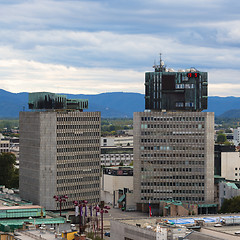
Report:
0,89,239,118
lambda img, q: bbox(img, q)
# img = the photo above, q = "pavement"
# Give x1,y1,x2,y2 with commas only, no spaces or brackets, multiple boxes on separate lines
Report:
103,206,148,229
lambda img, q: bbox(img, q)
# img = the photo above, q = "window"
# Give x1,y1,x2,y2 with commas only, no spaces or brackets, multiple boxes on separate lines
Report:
176,102,184,107
185,102,194,107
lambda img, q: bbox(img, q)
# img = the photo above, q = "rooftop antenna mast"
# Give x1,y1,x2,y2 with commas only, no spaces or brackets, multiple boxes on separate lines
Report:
159,53,166,72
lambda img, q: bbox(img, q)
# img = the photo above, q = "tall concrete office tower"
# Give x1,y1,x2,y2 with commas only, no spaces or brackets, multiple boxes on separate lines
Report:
134,58,214,214
20,93,101,210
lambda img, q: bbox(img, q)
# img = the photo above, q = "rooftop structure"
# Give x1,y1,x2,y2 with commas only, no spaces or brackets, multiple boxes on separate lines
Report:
111,215,240,240
145,56,208,112
28,92,88,110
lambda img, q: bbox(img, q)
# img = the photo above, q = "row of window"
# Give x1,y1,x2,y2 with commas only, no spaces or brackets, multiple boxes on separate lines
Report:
57,147,99,152
57,180,99,189
0,144,9,147
57,176,99,183
141,189,204,194
141,181,204,186
176,83,195,89
57,162,99,168
57,139,99,145
141,153,205,158
57,132,100,137
101,160,131,165
0,149,9,153
141,197,204,201
56,170,100,179
143,175,205,181
142,160,204,165
141,116,205,122
140,145,204,152
141,124,204,129
57,154,99,161
57,124,100,129
141,131,205,136
176,102,194,108
57,117,100,122
57,188,99,196
141,138,204,143
142,167,205,173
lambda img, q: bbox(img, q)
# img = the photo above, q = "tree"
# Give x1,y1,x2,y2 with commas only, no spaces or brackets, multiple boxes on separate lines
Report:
220,196,240,213
0,153,19,188
216,133,227,144
119,161,124,166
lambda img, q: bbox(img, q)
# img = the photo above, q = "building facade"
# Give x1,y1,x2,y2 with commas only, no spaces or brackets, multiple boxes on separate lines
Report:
221,152,240,181
101,147,133,166
133,111,214,211
20,110,101,210
233,127,240,146
101,166,133,207
145,63,208,112
0,134,10,153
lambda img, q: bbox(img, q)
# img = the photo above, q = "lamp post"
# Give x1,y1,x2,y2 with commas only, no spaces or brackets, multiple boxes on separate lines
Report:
94,204,110,239
73,200,88,234
53,195,68,216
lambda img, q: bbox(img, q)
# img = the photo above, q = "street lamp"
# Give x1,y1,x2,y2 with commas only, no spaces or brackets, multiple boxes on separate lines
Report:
53,195,68,216
73,200,88,234
94,204,110,239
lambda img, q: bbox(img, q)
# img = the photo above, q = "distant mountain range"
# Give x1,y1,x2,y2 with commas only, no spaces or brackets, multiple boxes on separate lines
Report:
0,89,239,118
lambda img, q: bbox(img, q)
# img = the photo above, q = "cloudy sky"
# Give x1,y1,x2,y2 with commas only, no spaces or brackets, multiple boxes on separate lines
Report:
0,0,240,96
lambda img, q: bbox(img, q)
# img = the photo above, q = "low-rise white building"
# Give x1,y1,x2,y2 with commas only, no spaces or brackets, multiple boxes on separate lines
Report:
101,146,133,166
0,134,10,153
219,181,240,207
221,152,240,181
233,127,240,146
101,136,133,147
101,166,133,208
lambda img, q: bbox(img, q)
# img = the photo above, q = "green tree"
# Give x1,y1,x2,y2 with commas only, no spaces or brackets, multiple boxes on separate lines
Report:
0,153,18,188
119,161,124,166
220,196,240,213
216,133,227,144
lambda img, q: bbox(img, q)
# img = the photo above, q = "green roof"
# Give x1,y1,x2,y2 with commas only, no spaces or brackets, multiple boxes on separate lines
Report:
198,203,218,208
226,182,239,190
160,200,182,206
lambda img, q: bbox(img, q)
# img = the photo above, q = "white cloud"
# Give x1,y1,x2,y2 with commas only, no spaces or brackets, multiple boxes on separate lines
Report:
0,60,144,94
0,0,239,96
0,59,240,97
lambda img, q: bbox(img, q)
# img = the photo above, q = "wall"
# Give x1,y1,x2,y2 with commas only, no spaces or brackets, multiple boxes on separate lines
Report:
101,174,133,205
110,220,156,240
221,152,240,181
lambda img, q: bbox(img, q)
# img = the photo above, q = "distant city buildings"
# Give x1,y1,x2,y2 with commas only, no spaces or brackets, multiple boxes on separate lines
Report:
101,136,133,166
101,136,133,147
0,137,10,153
19,92,101,210
233,127,240,146
133,58,215,215
221,152,240,181
101,146,133,166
